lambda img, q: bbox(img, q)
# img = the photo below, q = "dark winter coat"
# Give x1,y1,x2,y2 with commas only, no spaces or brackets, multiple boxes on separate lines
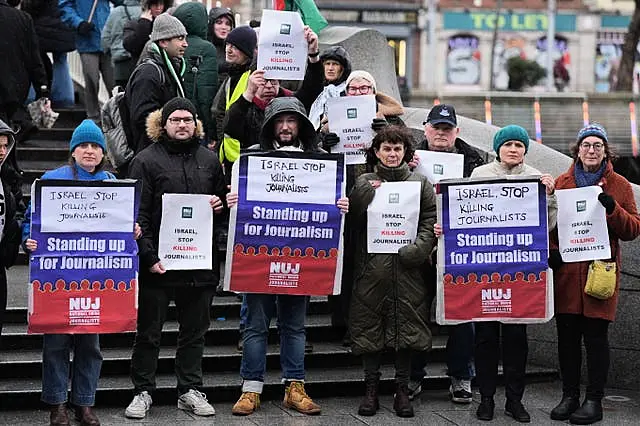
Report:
0,122,25,269
124,44,186,154
551,160,640,321
224,60,324,149
122,0,173,62
258,97,319,152
128,109,227,287
207,7,234,88
101,0,141,81
348,163,436,355
418,137,485,178
0,1,47,107
173,2,218,139
21,0,75,53
211,59,254,145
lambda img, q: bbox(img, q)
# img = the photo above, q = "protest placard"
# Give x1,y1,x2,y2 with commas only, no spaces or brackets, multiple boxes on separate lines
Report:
27,179,141,334
436,176,553,324
158,194,214,270
224,151,345,295
414,150,464,184
326,95,376,165
367,181,421,253
257,9,307,80
556,186,611,262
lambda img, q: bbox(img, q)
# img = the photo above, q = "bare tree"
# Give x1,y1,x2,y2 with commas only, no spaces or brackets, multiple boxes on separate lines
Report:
616,0,640,91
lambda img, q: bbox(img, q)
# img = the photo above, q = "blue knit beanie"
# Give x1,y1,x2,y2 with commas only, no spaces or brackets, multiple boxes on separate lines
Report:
577,123,608,144
70,119,106,153
493,125,530,157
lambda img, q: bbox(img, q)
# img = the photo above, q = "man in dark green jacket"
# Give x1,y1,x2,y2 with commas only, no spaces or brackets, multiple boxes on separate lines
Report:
173,2,218,143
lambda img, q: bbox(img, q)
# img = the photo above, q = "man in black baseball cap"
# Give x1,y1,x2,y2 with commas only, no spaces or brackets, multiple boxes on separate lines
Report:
409,103,485,404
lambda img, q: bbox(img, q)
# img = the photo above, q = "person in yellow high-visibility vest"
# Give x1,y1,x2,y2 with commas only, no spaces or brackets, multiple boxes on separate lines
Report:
210,26,257,168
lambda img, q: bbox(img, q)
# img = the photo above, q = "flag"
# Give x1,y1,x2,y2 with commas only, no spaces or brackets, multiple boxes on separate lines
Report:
273,0,328,34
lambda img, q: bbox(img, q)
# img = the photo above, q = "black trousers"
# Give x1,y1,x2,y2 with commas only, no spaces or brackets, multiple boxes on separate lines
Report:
475,322,528,401
130,285,214,395
0,268,6,343
363,349,412,385
556,313,609,401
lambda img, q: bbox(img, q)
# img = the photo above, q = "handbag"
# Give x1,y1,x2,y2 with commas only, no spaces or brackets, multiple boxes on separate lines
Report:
584,260,617,300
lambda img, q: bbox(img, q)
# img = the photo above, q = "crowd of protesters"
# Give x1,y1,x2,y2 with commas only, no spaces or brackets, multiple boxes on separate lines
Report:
1,2,639,426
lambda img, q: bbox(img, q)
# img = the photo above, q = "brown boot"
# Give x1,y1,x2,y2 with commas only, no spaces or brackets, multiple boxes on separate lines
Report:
393,383,415,418
49,404,70,426
232,392,260,416
357,376,379,416
75,406,100,426
283,381,321,415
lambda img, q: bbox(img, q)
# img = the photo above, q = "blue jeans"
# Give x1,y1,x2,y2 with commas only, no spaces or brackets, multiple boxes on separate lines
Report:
239,294,248,329
41,334,102,406
240,294,306,393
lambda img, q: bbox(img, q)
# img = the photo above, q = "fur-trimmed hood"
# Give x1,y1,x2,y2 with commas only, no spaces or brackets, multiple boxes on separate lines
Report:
375,92,404,118
145,109,205,143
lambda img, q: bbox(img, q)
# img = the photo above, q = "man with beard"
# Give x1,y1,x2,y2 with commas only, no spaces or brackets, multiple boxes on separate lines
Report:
226,97,349,416
125,97,226,419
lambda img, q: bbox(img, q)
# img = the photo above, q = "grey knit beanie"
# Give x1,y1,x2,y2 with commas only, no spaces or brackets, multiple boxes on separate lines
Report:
150,14,187,42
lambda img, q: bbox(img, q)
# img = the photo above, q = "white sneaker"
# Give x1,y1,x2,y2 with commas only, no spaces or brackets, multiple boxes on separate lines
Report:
449,377,473,404
178,389,215,416
125,391,153,419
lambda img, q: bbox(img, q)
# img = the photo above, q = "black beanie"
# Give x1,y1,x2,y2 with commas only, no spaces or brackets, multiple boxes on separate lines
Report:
226,26,257,59
161,97,198,126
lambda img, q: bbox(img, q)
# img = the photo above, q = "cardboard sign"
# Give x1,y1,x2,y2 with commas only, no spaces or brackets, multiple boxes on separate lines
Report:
326,95,377,165
257,9,307,80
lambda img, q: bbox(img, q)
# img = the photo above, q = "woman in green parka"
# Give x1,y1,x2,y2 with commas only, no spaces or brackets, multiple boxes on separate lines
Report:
348,125,437,419
173,2,218,143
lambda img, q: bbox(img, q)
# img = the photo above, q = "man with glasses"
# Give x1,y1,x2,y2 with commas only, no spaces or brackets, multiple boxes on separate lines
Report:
125,14,189,158
409,104,485,403
126,97,227,419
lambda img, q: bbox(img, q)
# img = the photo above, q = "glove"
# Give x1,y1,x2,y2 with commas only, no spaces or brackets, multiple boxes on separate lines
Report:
598,192,615,214
548,249,564,271
77,21,96,36
322,132,340,151
36,85,50,100
371,118,388,132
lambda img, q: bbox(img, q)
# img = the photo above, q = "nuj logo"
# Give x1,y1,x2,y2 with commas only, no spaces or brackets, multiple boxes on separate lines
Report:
481,288,511,300
268,262,301,288
69,297,101,310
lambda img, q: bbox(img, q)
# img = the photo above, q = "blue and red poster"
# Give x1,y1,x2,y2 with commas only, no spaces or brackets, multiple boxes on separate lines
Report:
436,176,553,324
224,151,345,295
27,179,141,334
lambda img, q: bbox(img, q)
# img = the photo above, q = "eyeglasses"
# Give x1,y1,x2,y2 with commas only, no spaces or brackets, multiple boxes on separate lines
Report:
167,117,195,125
579,142,604,151
264,79,279,87
347,85,372,94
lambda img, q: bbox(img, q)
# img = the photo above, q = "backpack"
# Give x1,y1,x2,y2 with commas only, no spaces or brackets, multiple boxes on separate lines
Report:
101,60,165,168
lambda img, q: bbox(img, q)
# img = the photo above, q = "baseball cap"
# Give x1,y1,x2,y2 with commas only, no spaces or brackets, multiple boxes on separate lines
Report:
424,104,457,127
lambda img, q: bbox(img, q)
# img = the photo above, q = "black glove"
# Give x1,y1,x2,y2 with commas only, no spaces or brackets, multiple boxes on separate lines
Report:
322,132,340,151
598,192,615,214
371,118,388,132
548,249,564,271
77,21,96,36
36,85,50,100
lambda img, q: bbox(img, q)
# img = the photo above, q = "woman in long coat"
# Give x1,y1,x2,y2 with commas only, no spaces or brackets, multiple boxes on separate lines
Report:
549,123,640,425
349,125,436,418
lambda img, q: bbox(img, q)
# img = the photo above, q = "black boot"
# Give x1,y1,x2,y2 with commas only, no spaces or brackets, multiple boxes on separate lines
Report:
393,383,414,418
476,396,495,421
550,395,580,421
505,399,531,423
569,400,603,425
357,376,379,416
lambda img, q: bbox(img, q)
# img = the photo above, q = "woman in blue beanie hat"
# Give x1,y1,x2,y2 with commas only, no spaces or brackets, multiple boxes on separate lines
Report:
467,124,557,423
21,119,140,426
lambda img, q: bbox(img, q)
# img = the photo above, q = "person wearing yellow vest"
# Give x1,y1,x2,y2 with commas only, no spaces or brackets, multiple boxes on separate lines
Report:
210,26,257,167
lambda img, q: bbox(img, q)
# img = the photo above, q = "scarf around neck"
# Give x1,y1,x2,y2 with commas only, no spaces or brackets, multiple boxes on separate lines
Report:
574,160,606,188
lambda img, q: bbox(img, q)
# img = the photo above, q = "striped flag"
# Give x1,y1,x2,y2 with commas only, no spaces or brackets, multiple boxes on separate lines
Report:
272,0,328,34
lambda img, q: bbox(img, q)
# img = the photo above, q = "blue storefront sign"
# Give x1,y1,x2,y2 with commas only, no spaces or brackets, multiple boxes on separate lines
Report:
601,15,631,29
444,11,577,32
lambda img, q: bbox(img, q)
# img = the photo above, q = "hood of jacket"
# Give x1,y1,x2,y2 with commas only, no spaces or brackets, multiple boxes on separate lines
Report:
145,109,205,143
376,92,404,118
320,46,352,86
259,97,317,152
208,7,235,45
173,2,208,39
0,119,16,168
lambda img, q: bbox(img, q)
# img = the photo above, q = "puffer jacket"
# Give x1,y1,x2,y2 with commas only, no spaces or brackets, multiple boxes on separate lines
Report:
551,160,640,321
0,121,25,269
59,0,115,53
21,0,75,53
101,0,142,63
207,7,234,87
173,2,218,140
128,109,227,287
348,163,436,355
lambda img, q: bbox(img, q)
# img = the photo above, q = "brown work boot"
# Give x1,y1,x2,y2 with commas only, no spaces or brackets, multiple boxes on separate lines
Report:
393,382,415,418
75,406,100,426
232,392,260,416
357,376,379,416
283,381,321,415
49,403,70,426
